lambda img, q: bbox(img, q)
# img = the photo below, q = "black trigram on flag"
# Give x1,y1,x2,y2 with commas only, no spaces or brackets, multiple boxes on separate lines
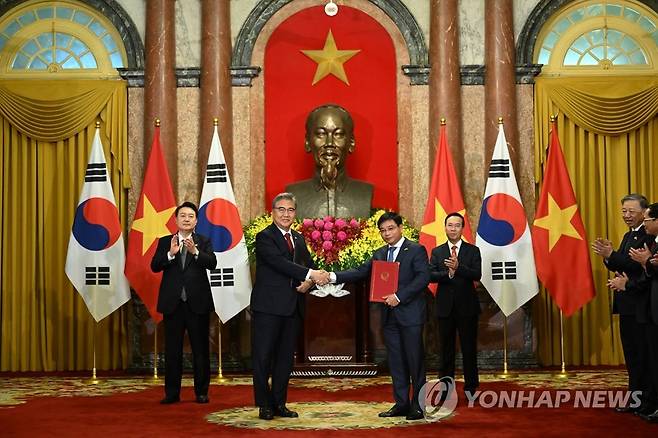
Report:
85,163,107,182
86,266,110,285
206,163,227,183
210,267,234,287
491,261,516,280
488,159,510,178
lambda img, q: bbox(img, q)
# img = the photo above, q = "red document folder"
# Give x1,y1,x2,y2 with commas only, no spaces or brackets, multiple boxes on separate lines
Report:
370,260,399,302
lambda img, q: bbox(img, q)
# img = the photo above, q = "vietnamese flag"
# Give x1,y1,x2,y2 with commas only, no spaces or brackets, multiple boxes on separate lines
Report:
420,121,474,294
125,126,177,323
532,120,595,316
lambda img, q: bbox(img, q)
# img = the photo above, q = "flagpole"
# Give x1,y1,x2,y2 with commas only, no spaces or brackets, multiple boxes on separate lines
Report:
215,319,227,383
554,309,570,378
496,315,518,378
84,322,100,384
145,324,160,382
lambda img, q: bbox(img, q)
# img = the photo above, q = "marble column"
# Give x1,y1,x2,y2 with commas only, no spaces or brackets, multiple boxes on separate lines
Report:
429,0,463,180
144,0,177,187
200,0,233,190
484,0,518,172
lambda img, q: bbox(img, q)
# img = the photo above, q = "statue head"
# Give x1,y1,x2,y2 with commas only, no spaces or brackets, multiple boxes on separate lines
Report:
305,104,355,190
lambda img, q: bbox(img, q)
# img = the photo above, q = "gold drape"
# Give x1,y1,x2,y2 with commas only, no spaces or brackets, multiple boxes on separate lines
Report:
0,80,131,371
534,76,658,366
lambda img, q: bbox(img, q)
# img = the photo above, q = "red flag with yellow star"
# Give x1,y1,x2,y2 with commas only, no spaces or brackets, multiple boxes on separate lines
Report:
531,121,595,316
125,127,177,323
264,5,398,210
420,122,474,295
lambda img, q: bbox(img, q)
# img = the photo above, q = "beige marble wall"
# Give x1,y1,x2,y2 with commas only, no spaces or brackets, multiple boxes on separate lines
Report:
115,0,544,67
461,83,536,229
127,87,202,223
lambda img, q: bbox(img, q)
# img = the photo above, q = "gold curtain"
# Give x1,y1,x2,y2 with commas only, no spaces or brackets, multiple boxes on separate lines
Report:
534,76,658,366
0,79,131,371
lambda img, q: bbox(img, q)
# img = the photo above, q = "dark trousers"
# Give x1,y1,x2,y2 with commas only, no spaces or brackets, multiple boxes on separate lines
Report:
251,310,300,408
163,300,210,398
383,321,426,410
438,313,479,392
643,322,658,408
619,314,647,394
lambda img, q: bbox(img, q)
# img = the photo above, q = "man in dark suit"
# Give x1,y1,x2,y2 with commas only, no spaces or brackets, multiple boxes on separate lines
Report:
429,212,482,397
610,202,658,423
593,193,651,412
329,211,429,420
151,201,217,405
250,193,327,420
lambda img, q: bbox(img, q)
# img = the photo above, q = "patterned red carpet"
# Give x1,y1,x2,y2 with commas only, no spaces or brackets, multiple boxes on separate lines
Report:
0,370,655,436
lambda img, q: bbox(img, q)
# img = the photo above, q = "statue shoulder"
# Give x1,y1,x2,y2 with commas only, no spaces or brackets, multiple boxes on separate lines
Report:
285,179,315,194
345,177,373,196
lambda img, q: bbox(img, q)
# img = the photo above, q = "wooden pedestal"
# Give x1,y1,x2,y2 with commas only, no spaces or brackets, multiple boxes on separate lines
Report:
293,280,378,377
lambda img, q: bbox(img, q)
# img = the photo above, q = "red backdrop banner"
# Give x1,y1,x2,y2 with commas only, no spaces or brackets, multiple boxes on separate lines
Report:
264,5,398,212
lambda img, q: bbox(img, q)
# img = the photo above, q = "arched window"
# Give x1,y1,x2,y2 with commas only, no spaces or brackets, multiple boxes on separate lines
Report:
0,0,127,78
533,0,658,74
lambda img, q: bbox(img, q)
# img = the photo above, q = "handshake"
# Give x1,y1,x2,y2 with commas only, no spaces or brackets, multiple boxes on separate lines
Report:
310,269,331,286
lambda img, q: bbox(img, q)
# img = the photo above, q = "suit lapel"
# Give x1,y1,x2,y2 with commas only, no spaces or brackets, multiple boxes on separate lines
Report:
395,239,411,263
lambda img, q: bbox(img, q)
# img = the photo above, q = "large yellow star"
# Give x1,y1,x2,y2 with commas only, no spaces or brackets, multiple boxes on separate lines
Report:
301,30,360,85
130,195,176,255
533,193,582,251
421,199,466,246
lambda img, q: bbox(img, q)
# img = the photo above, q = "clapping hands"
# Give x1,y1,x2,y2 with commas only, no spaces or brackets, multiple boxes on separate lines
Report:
607,272,628,292
592,238,613,258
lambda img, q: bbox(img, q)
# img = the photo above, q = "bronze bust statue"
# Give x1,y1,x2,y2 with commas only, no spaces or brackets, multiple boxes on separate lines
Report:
286,104,373,218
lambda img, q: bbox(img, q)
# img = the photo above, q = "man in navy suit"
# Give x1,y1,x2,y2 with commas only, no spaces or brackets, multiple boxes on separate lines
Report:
151,201,217,405
429,212,482,397
329,211,429,420
250,193,328,420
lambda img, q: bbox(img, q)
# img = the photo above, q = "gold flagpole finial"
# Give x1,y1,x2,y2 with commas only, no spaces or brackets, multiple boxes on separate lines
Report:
213,118,219,127
154,118,161,127
440,118,447,125
95,120,101,129
550,115,556,123
498,116,504,125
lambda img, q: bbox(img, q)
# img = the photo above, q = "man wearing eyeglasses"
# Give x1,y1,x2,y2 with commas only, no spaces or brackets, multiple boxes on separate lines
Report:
592,193,652,414
250,192,329,420
327,211,430,420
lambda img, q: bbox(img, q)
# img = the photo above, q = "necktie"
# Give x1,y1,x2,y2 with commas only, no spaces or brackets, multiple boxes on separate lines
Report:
387,246,396,262
284,233,294,253
451,245,457,258
180,240,187,301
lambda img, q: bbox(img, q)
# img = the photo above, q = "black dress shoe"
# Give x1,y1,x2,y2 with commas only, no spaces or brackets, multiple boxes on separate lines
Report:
259,407,274,420
274,405,298,417
406,409,424,421
635,405,656,416
160,395,180,404
378,405,409,417
196,395,209,404
640,408,658,423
